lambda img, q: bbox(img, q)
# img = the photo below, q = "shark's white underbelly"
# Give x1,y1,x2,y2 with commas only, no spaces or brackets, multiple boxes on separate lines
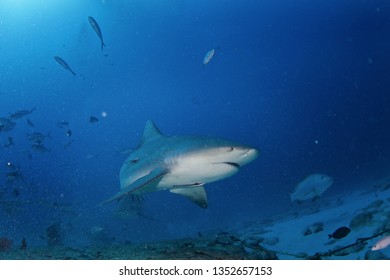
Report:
157,161,239,190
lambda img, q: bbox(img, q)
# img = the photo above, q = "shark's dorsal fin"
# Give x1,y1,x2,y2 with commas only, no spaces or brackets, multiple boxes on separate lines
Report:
139,120,163,147
170,186,208,208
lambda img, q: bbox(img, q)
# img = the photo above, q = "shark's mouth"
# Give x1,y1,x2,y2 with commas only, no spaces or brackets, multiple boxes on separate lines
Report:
222,162,240,168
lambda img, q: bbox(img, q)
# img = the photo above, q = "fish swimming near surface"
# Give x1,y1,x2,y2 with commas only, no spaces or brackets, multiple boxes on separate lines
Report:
290,173,333,203
328,226,351,239
203,48,215,65
54,56,76,76
101,120,259,208
372,235,390,251
88,16,105,50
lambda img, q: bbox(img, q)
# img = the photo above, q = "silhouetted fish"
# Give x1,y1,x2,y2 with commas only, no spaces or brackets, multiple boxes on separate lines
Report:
66,130,72,137
6,164,23,182
0,117,16,132
328,226,351,239
89,116,99,123
88,16,105,50
12,188,20,197
64,140,74,149
26,118,35,128
56,120,69,129
54,56,76,76
31,143,50,153
27,132,50,144
4,137,14,148
10,106,36,120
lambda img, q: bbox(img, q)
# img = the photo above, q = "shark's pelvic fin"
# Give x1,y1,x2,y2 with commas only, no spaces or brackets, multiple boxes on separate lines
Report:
100,168,168,205
170,186,208,208
138,120,163,147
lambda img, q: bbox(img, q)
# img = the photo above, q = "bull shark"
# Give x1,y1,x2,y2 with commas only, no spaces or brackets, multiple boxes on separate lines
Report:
103,120,259,208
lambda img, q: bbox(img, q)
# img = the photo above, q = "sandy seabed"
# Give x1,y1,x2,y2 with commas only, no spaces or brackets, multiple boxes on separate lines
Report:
1,177,390,260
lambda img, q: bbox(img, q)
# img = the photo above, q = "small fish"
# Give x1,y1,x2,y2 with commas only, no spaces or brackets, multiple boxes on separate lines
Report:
54,56,76,76
328,226,351,239
88,16,105,50
66,129,72,137
64,140,74,149
203,48,215,65
290,173,333,203
4,137,14,148
12,188,20,197
6,169,23,182
89,116,99,123
27,132,50,144
56,120,69,129
26,118,35,128
0,117,16,132
10,106,37,120
372,236,390,251
20,238,27,250
31,143,50,153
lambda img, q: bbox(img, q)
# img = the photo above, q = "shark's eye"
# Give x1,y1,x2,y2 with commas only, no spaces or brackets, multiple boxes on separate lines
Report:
227,147,234,152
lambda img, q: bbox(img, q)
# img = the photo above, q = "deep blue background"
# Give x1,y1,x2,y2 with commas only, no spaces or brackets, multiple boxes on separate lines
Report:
0,0,389,246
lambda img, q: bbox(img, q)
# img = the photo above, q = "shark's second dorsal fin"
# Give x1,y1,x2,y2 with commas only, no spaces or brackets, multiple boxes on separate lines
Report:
139,120,162,147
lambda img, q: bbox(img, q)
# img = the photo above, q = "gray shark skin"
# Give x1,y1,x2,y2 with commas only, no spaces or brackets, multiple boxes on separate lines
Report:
103,120,259,208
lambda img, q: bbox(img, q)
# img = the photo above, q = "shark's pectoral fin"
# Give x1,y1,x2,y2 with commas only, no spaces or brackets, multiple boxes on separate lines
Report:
100,168,168,206
170,186,208,208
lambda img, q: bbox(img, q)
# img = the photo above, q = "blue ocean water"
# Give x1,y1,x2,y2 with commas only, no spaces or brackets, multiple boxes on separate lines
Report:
0,0,389,248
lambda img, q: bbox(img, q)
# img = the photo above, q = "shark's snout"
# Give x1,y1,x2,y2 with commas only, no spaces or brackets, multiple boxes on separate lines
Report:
246,147,260,158
236,147,259,166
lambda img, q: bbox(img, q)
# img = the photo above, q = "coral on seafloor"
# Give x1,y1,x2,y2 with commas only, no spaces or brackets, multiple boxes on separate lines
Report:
0,237,13,252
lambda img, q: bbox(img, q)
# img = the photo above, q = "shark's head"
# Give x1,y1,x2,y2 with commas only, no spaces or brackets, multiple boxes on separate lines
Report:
166,137,260,185
188,140,259,167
